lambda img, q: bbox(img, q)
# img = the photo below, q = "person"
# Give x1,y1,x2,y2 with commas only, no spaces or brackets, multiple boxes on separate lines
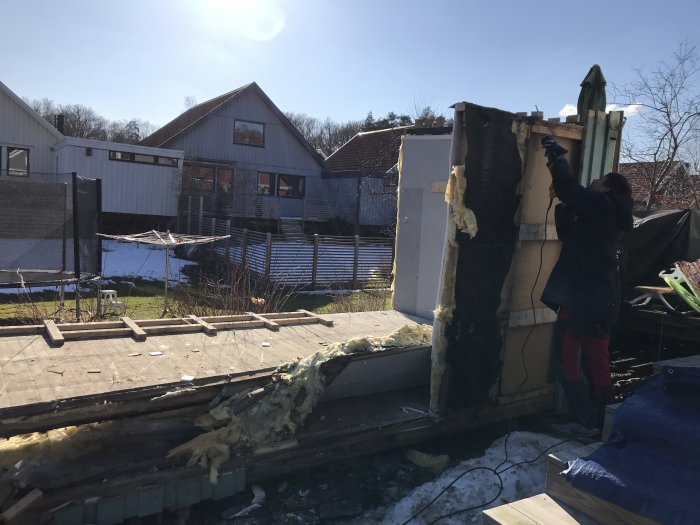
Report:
540,137,633,437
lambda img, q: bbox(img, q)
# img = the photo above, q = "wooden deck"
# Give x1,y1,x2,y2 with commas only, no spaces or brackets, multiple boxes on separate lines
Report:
0,310,426,411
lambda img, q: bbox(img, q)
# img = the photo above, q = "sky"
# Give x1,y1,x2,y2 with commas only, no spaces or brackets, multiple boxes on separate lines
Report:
2,0,699,128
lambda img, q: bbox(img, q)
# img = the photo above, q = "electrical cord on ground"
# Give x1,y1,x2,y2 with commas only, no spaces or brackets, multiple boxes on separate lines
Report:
401,194,557,525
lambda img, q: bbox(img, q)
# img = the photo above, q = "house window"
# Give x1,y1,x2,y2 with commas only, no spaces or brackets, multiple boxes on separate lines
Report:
218,169,233,194
183,165,214,192
277,174,305,198
7,147,29,177
109,150,179,167
234,120,265,147
257,172,274,195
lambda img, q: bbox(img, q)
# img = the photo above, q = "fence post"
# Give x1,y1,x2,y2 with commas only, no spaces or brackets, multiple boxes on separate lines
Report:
198,196,204,235
352,234,359,290
225,219,231,262
186,196,192,234
242,228,248,268
210,217,216,256
265,232,272,280
311,234,319,290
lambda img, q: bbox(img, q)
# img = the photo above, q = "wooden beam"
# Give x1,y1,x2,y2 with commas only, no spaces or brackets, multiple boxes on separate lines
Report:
0,488,42,522
187,315,217,336
43,320,64,347
201,314,254,323
260,312,307,320
135,319,188,327
271,317,321,327
62,328,132,340
121,316,147,341
247,312,280,331
531,123,583,141
0,325,43,336
296,309,334,327
56,321,124,331
211,320,266,330
143,324,202,335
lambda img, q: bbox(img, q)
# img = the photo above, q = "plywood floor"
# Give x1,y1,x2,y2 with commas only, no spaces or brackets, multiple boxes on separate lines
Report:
0,311,427,410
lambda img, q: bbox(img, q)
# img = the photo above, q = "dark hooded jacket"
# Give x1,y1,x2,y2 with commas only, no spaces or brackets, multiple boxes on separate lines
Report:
541,157,634,337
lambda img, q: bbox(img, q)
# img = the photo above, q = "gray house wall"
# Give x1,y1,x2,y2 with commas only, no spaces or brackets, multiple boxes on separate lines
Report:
55,138,184,217
392,135,451,319
0,83,61,175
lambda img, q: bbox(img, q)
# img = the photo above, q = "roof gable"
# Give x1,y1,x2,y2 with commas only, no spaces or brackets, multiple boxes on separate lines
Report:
141,82,325,168
0,80,63,141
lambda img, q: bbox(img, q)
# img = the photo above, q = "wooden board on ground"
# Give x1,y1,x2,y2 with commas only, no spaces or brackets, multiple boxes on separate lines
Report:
0,311,427,414
483,493,600,525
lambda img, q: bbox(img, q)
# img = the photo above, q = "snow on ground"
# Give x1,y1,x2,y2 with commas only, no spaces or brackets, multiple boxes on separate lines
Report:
368,432,566,524
101,240,196,283
0,241,197,295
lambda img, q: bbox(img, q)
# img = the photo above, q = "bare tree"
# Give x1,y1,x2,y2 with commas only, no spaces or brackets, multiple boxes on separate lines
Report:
184,95,197,110
285,112,361,156
615,42,700,210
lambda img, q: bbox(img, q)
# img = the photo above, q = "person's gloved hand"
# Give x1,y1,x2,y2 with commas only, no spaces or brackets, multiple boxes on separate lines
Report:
549,183,558,201
541,136,568,162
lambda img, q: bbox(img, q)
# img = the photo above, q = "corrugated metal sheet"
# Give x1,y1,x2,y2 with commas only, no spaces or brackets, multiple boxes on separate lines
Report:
0,86,59,174
55,140,183,216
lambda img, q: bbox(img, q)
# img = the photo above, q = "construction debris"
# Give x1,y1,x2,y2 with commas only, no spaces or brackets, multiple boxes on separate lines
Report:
404,449,450,475
168,324,432,480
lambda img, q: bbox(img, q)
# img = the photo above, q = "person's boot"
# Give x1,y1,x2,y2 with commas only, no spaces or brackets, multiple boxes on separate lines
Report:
552,379,600,440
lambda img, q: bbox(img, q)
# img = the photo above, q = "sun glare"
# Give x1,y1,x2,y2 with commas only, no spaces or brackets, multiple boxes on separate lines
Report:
204,0,286,42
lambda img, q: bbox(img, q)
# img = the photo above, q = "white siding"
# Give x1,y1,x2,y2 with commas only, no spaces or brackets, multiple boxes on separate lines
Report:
164,89,324,190
0,87,59,174
55,139,184,216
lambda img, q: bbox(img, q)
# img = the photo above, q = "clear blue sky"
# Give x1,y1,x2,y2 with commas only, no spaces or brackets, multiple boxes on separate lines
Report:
3,0,699,127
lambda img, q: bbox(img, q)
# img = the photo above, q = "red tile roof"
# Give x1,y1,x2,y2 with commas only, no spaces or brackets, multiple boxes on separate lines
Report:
325,127,413,173
619,161,699,210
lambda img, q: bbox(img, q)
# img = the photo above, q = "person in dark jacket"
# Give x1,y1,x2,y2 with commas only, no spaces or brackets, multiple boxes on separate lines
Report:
540,137,634,435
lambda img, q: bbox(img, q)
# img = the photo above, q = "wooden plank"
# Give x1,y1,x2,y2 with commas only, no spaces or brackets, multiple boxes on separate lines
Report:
546,462,659,525
62,328,132,340
43,320,64,347
272,317,321,327
121,316,147,341
142,324,201,335
210,320,265,330
134,318,188,327
0,488,43,522
509,308,558,328
55,321,124,331
201,314,254,323
296,309,334,327
508,241,562,311
260,312,307,320
0,325,43,336
531,123,584,141
483,493,595,525
186,315,217,335
247,312,280,331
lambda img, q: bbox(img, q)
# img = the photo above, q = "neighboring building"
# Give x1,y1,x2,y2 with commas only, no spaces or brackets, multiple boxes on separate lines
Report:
620,161,699,210
55,138,183,231
0,80,184,232
325,126,452,234
0,80,63,175
141,82,331,232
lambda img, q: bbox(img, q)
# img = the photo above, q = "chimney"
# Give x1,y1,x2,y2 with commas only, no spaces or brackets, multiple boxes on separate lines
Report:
56,114,65,134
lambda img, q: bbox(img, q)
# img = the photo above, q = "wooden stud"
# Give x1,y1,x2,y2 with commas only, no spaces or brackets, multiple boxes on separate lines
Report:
56,321,123,331
547,117,561,123
62,328,132,340
515,111,528,118
531,124,583,141
0,488,42,522
247,312,280,331
0,325,43,336
122,316,147,341
296,309,334,327
565,114,580,123
187,315,218,336
43,320,65,346
211,320,266,330
530,111,544,120
271,317,322,327
260,312,307,320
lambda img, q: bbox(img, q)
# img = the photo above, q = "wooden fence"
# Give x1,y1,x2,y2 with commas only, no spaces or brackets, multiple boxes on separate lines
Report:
192,215,394,289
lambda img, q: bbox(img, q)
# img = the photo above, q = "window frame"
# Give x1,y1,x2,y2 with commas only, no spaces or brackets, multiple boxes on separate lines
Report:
257,172,276,196
233,119,266,148
109,150,180,167
276,173,305,199
7,147,30,177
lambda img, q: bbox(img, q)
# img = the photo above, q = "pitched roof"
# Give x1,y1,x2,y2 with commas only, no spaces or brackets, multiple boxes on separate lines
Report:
325,126,413,173
0,80,63,140
619,161,699,210
140,82,325,168
140,84,252,147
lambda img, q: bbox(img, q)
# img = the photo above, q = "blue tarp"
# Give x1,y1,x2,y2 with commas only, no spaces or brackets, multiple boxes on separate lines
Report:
564,366,700,525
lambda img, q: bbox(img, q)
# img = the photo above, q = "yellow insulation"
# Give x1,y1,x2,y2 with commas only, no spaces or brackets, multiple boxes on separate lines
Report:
169,323,433,480
444,165,478,238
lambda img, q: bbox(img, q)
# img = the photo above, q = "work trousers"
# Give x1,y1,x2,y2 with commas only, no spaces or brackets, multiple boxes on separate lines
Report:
556,308,613,425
